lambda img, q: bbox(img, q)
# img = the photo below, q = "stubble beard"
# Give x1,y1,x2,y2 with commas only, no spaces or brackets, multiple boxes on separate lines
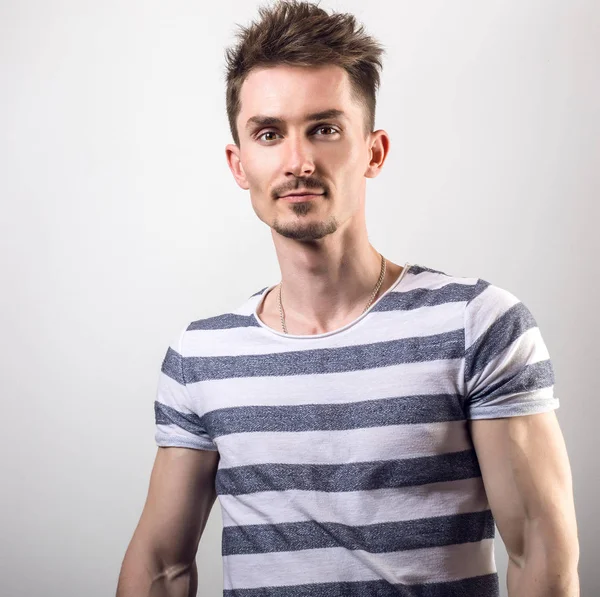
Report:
272,200,339,241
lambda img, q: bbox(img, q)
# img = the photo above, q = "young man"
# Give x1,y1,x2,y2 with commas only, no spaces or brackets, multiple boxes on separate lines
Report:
117,1,579,595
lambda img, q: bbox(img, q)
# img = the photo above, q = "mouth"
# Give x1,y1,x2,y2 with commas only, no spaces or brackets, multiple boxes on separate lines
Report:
279,192,324,202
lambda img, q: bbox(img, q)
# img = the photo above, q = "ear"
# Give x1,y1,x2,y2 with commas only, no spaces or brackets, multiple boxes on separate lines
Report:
364,130,390,179
225,143,250,190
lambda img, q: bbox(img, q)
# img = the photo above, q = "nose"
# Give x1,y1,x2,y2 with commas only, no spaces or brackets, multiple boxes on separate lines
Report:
283,132,315,177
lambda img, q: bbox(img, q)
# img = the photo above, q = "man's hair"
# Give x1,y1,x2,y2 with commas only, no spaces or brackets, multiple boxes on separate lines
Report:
224,0,385,146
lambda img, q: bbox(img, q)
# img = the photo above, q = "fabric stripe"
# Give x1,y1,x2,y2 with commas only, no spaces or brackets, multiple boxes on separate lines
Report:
204,393,465,440
223,573,499,597
474,359,554,402
160,346,185,385
214,419,471,469
196,359,463,413
154,400,209,438
182,329,464,383
222,539,497,591
407,264,450,276
221,509,495,556
372,281,474,312
188,313,260,331
219,477,490,528
215,449,481,496
155,426,217,451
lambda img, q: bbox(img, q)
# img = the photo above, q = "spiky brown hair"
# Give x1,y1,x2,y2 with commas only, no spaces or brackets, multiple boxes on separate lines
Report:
224,0,385,146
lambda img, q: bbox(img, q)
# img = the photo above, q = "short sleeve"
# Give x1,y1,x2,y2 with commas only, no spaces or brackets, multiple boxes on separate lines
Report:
463,280,560,419
154,326,218,451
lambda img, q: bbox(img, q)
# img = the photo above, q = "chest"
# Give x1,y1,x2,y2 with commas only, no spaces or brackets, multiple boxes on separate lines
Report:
192,354,469,472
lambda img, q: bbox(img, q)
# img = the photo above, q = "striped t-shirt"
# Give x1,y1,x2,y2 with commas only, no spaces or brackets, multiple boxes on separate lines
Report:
154,263,559,596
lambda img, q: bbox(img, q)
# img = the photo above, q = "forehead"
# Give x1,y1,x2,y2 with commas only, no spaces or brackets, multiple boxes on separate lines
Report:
238,64,361,129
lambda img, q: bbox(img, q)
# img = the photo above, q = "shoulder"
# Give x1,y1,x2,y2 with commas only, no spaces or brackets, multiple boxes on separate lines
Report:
177,287,268,355
410,263,522,306
407,263,534,331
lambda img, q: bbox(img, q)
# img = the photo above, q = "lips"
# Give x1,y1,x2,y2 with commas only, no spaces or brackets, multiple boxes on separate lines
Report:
279,191,324,198
279,193,323,202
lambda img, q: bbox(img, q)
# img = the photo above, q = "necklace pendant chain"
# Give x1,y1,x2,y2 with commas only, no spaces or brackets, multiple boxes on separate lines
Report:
277,253,386,335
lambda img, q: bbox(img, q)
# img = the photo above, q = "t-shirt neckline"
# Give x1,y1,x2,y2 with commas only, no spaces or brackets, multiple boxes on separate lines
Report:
252,262,412,339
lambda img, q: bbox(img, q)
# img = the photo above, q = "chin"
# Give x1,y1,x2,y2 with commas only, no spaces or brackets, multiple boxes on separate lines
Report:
272,217,339,241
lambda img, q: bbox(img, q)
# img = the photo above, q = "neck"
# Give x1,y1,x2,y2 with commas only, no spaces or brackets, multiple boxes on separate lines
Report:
265,224,403,335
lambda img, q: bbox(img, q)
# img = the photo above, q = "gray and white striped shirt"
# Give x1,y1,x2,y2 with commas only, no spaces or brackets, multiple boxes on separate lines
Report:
155,263,558,596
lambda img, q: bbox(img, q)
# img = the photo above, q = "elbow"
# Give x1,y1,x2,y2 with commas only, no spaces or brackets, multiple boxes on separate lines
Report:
152,560,196,583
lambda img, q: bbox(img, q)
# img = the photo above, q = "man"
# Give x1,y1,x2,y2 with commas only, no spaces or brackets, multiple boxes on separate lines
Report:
116,1,579,596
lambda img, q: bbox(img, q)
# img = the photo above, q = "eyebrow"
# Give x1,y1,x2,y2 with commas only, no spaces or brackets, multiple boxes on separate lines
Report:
245,109,347,132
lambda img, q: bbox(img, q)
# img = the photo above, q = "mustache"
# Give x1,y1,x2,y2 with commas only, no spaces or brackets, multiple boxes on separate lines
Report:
274,178,327,198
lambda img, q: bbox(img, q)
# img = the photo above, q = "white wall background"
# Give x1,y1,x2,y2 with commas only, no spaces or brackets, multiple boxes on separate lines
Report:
1,1,598,595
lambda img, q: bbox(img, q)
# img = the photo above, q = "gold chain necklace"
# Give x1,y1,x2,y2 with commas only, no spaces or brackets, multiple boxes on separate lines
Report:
277,253,386,334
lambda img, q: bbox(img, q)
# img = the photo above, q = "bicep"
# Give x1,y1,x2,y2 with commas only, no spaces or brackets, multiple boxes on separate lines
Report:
133,446,220,571
468,411,577,564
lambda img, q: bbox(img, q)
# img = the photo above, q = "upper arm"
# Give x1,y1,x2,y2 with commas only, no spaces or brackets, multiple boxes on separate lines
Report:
130,446,220,571
468,411,578,566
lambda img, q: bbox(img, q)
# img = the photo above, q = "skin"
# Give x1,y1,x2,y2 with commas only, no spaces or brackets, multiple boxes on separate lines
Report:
225,63,404,335
469,413,579,595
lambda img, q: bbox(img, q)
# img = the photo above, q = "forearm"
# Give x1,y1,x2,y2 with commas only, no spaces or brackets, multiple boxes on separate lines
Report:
506,534,579,597
116,541,198,597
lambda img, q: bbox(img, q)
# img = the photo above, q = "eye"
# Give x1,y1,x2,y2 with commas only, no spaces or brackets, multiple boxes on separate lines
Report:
257,131,281,143
314,125,339,136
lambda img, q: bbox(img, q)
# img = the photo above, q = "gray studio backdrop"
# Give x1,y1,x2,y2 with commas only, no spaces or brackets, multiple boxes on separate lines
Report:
1,1,598,595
